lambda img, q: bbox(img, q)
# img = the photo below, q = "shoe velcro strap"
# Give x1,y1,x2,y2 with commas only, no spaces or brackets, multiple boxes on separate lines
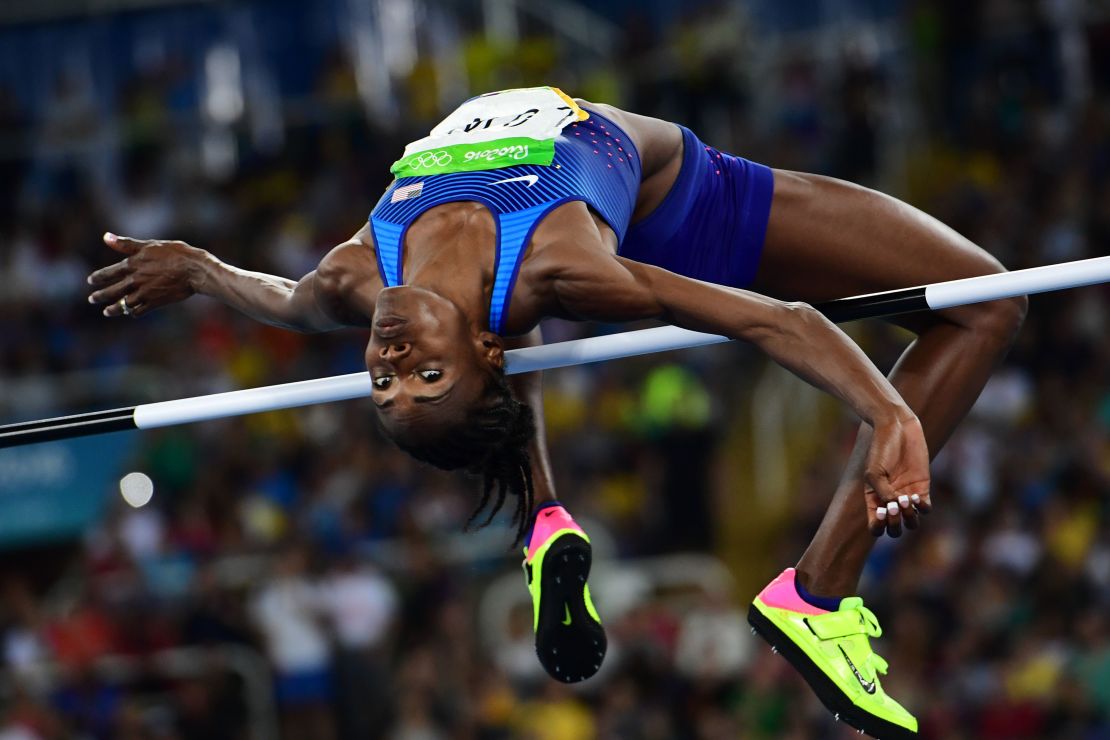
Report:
805,611,872,640
871,653,889,675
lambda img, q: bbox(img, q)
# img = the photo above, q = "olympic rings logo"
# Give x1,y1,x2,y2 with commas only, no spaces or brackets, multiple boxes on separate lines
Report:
407,151,453,169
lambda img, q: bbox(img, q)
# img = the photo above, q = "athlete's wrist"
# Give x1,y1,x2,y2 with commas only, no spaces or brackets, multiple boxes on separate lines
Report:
187,249,219,294
870,403,918,431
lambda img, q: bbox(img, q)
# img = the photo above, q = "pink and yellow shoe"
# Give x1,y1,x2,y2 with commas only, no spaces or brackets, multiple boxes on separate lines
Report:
522,503,606,682
748,568,918,739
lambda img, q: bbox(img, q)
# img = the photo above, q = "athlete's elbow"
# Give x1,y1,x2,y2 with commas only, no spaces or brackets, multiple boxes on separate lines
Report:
314,258,345,296
746,300,820,345
275,319,316,334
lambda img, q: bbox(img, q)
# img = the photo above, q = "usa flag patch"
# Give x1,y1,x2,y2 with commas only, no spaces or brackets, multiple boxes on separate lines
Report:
391,182,424,203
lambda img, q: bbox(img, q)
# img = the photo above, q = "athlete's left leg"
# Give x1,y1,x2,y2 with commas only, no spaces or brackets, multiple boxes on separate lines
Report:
744,169,1026,739
506,330,607,683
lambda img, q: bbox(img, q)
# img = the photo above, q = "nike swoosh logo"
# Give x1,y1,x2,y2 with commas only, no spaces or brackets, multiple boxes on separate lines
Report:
838,646,876,694
562,604,572,626
544,510,556,517
491,175,538,187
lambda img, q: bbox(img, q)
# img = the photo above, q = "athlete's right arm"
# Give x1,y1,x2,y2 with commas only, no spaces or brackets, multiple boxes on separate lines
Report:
87,232,369,332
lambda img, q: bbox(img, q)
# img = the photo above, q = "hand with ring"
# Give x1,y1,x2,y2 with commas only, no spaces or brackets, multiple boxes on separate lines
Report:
87,233,207,318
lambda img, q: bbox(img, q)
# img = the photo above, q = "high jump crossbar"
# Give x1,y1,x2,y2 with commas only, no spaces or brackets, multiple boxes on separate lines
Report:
2,256,1108,449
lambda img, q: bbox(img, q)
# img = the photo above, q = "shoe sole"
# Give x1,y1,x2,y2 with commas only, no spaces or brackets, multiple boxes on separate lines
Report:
747,603,917,739
535,533,606,683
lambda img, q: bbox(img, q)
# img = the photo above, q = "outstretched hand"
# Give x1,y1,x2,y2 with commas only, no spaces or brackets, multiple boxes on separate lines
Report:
864,414,931,537
87,233,205,318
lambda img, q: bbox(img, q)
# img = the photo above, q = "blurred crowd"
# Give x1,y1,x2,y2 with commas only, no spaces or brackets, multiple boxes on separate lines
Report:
0,0,1108,738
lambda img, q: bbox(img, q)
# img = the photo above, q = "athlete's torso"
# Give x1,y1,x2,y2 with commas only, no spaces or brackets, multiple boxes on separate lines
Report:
369,88,651,334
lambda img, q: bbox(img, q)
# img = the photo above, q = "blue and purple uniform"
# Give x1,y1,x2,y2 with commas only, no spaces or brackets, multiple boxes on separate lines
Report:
369,94,774,334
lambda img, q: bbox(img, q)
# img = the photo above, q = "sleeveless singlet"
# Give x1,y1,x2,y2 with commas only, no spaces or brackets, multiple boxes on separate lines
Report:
368,87,641,334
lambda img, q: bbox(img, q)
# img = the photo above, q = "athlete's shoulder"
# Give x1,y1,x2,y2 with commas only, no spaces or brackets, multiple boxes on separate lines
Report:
572,98,622,124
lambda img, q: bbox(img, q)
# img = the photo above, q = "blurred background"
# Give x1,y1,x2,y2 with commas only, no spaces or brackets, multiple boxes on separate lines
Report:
0,0,1108,738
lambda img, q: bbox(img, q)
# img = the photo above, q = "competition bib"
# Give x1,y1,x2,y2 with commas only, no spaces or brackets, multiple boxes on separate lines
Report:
390,86,588,178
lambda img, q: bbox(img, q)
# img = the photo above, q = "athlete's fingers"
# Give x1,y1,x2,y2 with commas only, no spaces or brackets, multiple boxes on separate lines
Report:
88,278,134,306
87,259,131,287
899,494,921,531
126,288,154,317
869,504,886,537
103,232,147,255
912,492,933,515
864,486,883,535
100,292,140,317
864,469,898,510
864,485,899,537
864,486,882,536
101,297,125,317
884,500,903,538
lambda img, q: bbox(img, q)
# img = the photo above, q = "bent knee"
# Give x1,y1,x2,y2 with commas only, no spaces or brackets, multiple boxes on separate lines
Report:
957,292,1028,347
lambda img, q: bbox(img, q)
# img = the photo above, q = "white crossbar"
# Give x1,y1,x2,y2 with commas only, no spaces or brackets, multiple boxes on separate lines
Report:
126,256,1110,430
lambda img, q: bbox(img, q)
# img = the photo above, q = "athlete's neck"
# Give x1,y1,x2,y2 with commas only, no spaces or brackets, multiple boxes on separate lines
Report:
402,202,497,326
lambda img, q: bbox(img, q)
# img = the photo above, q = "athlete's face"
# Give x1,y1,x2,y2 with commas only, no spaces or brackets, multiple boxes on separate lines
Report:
366,286,503,435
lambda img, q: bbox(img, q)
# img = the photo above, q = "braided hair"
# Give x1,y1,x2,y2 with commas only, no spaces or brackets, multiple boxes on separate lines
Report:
384,371,537,545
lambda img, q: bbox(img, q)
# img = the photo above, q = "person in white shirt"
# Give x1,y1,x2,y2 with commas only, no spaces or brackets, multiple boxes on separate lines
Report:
249,546,334,740
320,553,399,738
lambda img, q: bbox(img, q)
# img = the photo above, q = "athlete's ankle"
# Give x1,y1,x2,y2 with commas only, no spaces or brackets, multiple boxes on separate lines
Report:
531,500,565,519
793,568,853,607
523,501,578,552
794,577,843,612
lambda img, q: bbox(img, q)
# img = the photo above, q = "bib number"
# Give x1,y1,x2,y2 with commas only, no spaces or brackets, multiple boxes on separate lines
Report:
390,87,586,178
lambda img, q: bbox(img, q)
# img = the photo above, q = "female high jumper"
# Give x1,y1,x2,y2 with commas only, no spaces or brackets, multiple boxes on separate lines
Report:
87,87,1025,739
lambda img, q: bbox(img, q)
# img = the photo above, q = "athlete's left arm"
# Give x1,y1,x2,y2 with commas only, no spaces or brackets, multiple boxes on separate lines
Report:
502,327,558,505
552,252,931,520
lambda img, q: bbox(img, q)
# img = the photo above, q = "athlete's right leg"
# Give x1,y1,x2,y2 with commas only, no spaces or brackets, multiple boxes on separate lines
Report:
745,170,1026,738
